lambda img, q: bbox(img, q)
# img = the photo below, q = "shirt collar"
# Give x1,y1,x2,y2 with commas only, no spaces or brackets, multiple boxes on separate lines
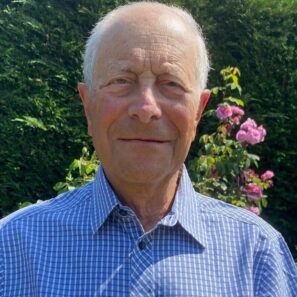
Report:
171,165,208,248
90,165,120,234
89,164,207,248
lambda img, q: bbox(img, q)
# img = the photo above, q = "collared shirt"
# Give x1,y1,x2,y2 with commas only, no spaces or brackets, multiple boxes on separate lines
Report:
1,165,296,297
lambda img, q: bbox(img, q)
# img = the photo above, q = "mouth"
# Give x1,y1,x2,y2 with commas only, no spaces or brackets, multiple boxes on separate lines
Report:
119,138,170,144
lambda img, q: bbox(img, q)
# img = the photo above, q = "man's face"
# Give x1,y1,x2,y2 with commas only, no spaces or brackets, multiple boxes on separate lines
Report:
79,13,210,186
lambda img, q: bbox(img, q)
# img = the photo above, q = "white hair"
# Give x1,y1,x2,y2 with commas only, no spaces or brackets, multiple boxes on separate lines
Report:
82,2,210,91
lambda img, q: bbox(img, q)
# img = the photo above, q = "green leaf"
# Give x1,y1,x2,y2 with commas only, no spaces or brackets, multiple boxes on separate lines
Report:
224,97,245,107
53,182,67,193
220,182,227,191
18,201,32,209
211,87,219,95
261,198,268,208
69,159,79,171
207,156,216,165
12,116,48,131
200,135,209,144
202,109,216,118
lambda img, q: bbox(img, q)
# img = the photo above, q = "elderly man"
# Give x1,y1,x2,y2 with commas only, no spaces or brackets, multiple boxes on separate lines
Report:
1,2,296,297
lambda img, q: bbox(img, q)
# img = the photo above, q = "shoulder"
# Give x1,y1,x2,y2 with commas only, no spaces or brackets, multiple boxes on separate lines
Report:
0,181,93,232
195,192,280,240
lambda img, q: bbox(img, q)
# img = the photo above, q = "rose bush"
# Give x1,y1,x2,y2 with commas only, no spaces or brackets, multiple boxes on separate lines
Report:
189,67,274,215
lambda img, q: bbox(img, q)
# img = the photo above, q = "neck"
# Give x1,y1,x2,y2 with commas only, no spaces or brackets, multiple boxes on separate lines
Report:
106,169,182,232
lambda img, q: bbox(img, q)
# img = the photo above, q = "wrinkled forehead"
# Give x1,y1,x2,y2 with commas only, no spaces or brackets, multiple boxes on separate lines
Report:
101,6,194,36
93,12,198,77
97,8,197,57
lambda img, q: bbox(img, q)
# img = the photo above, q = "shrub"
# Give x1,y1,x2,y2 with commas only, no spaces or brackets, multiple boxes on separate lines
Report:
189,67,274,215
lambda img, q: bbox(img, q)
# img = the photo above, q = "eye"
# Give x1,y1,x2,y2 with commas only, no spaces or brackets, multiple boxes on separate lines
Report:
165,81,181,88
160,79,185,90
160,80,186,92
158,78,187,99
107,78,131,86
104,76,134,96
113,78,130,85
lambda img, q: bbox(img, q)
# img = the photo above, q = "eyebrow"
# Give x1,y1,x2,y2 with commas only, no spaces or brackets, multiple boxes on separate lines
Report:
107,59,187,77
106,61,133,72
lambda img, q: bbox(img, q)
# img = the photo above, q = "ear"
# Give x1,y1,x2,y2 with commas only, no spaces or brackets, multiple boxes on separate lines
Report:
77,83,93,136
195,89,211,124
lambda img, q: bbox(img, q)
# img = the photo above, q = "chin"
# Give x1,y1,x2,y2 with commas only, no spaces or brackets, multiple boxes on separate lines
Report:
116,161,174,184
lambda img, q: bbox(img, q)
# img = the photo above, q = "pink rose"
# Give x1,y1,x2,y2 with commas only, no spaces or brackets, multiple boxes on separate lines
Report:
247,206,260,216
261,170,274,181
236,118,266,145
216,105,232,120
232,115,242,125
235,130,247,142
245,183,263,202
240,118,257,130
258,125,267,139
231,106,244,116
244,128,262,145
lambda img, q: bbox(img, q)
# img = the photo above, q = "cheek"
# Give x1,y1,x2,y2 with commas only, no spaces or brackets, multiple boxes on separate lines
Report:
90,96,127,134
167,102,198,138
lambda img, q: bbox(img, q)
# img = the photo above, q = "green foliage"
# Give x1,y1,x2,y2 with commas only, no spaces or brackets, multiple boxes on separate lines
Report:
0,0,100,217
53,147,99,194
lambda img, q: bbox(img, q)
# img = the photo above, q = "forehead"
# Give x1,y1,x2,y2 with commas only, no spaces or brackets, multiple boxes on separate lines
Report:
94,12,197,79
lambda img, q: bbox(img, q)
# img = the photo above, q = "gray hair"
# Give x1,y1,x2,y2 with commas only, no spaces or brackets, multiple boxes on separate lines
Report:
82,2,210,91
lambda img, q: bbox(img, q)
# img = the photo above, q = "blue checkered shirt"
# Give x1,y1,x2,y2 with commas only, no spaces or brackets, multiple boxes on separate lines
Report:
1,165,296,296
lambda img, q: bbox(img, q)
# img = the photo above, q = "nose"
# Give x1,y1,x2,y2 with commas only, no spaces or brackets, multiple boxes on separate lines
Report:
128,87,162,123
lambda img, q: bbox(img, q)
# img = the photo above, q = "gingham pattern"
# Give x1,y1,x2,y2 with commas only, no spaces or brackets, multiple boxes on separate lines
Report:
1,165,296,296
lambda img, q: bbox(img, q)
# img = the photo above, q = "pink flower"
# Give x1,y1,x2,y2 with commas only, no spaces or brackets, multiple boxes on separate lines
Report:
235,130,247,142
216,105,232,120
240,118,257,130
236,118,266,145
232,115,242,125
231,106,244,116
261,170,274,181
244,128,262,145
245,183,263,202
258,125,266,139
247,206,260,216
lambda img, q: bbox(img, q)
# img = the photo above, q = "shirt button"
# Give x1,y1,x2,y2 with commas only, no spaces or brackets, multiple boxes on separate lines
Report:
138,240,146,250
118,209,128,216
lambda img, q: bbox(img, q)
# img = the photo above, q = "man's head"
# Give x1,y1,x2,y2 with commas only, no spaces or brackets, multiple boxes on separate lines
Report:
83,2,209,94
78,2,210,187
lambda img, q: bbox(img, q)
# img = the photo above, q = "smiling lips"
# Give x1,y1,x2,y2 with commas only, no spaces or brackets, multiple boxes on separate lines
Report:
119,138,170,144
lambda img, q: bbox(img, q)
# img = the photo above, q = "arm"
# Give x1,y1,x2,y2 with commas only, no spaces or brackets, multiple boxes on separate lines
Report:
253,232,297,297
0,234,3,297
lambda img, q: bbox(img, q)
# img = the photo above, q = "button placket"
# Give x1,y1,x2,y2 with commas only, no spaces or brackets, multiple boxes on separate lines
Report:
130,235,154,296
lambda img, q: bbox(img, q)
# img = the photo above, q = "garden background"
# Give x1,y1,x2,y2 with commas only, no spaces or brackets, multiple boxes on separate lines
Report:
0,0,296,259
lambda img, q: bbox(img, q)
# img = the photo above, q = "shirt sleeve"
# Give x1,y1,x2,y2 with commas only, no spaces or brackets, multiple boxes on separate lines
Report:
0,239,3,297
253,232,297,297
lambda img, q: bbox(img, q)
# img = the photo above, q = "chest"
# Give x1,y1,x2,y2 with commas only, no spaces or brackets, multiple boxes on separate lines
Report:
6,223,254,297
